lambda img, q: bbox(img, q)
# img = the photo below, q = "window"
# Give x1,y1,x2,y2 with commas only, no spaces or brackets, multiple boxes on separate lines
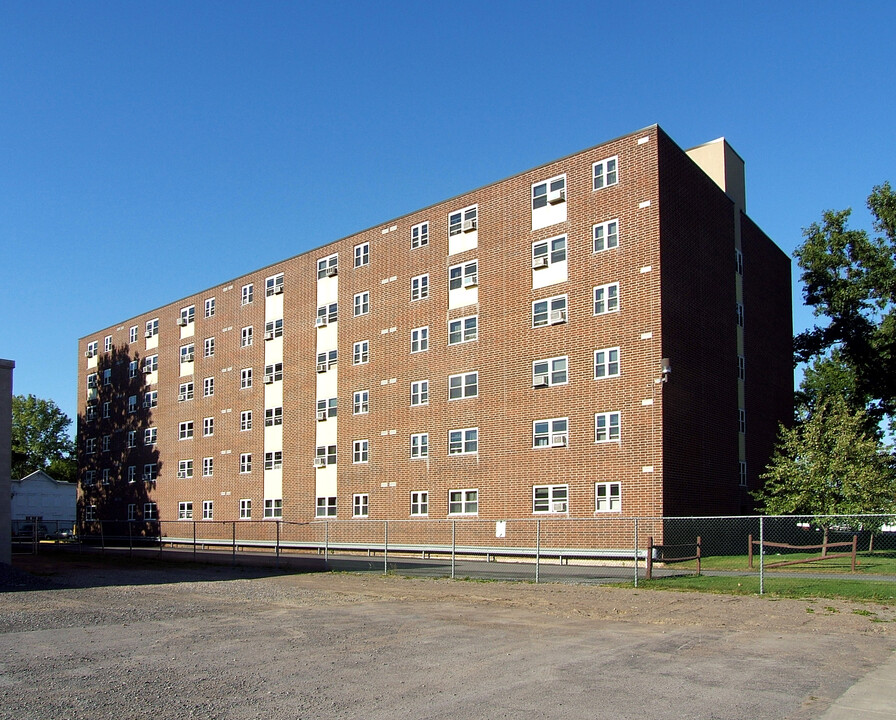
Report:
738,355,745,381
104,335,112,353
102,468,110,484
205,297,215,318
179,421,194,440
411,274,429,301
354,242,369,268
411,221,429,249
129,326,138,344
265,319,283,339
533,484,568,513
240,499,252,519
533,418,568,448
202,457,214,477
203,417,214,437
240,453,252,473
126,431,136,448
449,260,478,290
352,341,369,365
316,496,337,517
595,412,621,443
317,254,338,279
448,205,477,236
410,433,428,459
143,390,158,408
86,340,98,358
532,235,567,267
85,405,96,422
410,326,429,353
316,303,338,325
739,461,747,487
410,491,428,516
178,460,194,479
264,499,283,519
202,501,213,520
85,505,97,522
736,303,744,327
532,175,566,210
144,355,158,372
127,503,136,521
87,372,98,389
593,283,619,315
240,410,252,431
264,451,283,470
410,380,428,406
101,435,111,452
178,382,194,401
307,396,331,423
143,464,158,482
144,427,157,445
266,273,284,296
448,371,478,399
353,494,369,517
241,283,254,305
595,482,621,512
448,315,478,345
129,360,138,378
353,291,370,317
102,401,111,418
593,219,619,253
203,377,214,397
314,445,337,466
180,305,195,326
145,318,159,338
593,156,618,190
241,368,252,389
594,348,620,379
353,390,369,415
102,369,111,386
533,295,567,327
84,470,96,485
533,356,567,387
264,407,283,426
353,440,369,464
315,351,337,373
448,489,478,515
739,408,746,434
735,248,744,276
204,337,215,357
264,363,283,382
180,344,195,363
127,466,136,484
144,502,158,520
448,427,478,455
178,502,194,520
241,326,253,347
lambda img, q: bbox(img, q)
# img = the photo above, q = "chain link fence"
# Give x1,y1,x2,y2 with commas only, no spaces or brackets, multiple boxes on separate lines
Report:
19,514,896,593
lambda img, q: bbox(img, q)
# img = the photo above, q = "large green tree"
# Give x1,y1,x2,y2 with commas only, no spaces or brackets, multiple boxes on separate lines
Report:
11,394,77,482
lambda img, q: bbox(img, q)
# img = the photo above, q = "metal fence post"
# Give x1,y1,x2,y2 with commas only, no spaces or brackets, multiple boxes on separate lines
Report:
325,521,329,564
451,520,456,580
384,521,389,575
193,521,197,560
276,521,281,565
232,522,236,564
759,515,765,596
535,519,541,584
633,518,639,588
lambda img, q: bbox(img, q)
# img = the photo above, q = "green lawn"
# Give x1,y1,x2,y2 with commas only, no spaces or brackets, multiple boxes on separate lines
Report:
658,550,896,575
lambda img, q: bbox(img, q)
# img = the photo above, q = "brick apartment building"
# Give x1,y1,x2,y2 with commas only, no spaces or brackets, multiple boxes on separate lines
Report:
76,125,792,531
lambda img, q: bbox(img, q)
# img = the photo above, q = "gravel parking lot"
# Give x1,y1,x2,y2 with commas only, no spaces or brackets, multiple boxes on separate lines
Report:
1,555,894,720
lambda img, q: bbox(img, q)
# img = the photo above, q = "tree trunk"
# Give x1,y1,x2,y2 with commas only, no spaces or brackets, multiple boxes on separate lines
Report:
822,526,829,557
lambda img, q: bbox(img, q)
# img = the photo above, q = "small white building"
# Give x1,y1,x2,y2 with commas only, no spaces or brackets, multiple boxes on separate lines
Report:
11,470,77,531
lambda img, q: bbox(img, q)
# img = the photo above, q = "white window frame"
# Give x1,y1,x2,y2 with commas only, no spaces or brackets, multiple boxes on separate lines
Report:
204,297,215,318
592,156,618,190
532,174,566,210
127,503,136,520
533,417,568,448
532,295,567,327
180,344,195,364
353,291,370,317
353,390,369,415
594,347,620,379
239,453,252,474
736,303,744,327
203,377,214,397
410,491,428,516
264,362,284,382
316,397,337,420
104,335,112,353
593,219,619,253
241,326,253,347
129,326,138,343
532,234,567,268
448,315,478,345
352,341,369,365
448,371,478,400
202,456,214,477
264,451,283,470
533,484,569,514
315,496,337,517
410,380,428,407
410,432,429,459
593,283,619,316
178,382,194,401
316,254,338,279
144,427,157,445
240,410,252,431
266,273,285,296
265,319,283,339
353,493,369,518
143,464,157,482
315,445,337,466
179,502,194,520
144,390,158,408
410,326,429,354
448,427,478,455
240,499,252,519
354,242,369,268
129,360,138,378
145,318,159,338
411,273,429,301
595,412,621,443
144,502,158,520
449,260,478,290
180,305,195,325
264,407,283,426
738,355,745,381
411,221,429,249
533,356,567,387
203,417,214,437
264,499,283,519
178,459,194,479
241,283,254,305
204,337,215,357
240,368,253,389
448,204,477,236
202,500,213,520
178,421,194,440
595,482,621,513
448,489,478,515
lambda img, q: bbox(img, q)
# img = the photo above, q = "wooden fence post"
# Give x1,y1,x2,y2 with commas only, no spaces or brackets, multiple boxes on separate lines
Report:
646,536,653,580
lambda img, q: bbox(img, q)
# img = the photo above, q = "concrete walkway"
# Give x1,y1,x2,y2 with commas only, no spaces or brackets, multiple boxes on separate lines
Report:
818,650,896,718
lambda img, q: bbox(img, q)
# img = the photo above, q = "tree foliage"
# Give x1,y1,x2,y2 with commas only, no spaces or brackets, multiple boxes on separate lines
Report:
11,394,76,482
755,396,896,521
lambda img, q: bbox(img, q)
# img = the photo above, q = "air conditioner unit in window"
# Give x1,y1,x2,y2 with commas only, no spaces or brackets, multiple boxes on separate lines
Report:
316,363,327,373
316,410,327,421
313,457,326,468
273,284,284,294
533,256,549,269
462,274,478,288
263,374,274,384
182,353,194,363
551,501,568,513
143,401,153,408
551,433,568,447
177,471,187,479
315,316,327,328
462,219,477,232
533,375,549,388
144,330,153,339
178,393,187,402
325,266,338,277
143,366,153,374
549,309,567,324
84,350,93,358
177,317,188,327
547,188,566,205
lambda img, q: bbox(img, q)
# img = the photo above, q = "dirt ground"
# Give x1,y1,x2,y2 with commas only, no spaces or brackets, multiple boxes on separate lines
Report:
1,554,895,720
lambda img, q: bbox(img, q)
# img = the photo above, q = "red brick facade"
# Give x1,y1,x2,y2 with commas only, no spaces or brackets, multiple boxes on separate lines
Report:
77,125,791,529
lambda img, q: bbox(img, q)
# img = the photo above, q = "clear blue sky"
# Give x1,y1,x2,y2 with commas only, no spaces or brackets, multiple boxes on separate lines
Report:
2,1,894,429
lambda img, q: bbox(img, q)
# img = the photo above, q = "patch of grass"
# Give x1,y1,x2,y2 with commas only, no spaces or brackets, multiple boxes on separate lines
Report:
670,550,896,575
619,574,896,602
